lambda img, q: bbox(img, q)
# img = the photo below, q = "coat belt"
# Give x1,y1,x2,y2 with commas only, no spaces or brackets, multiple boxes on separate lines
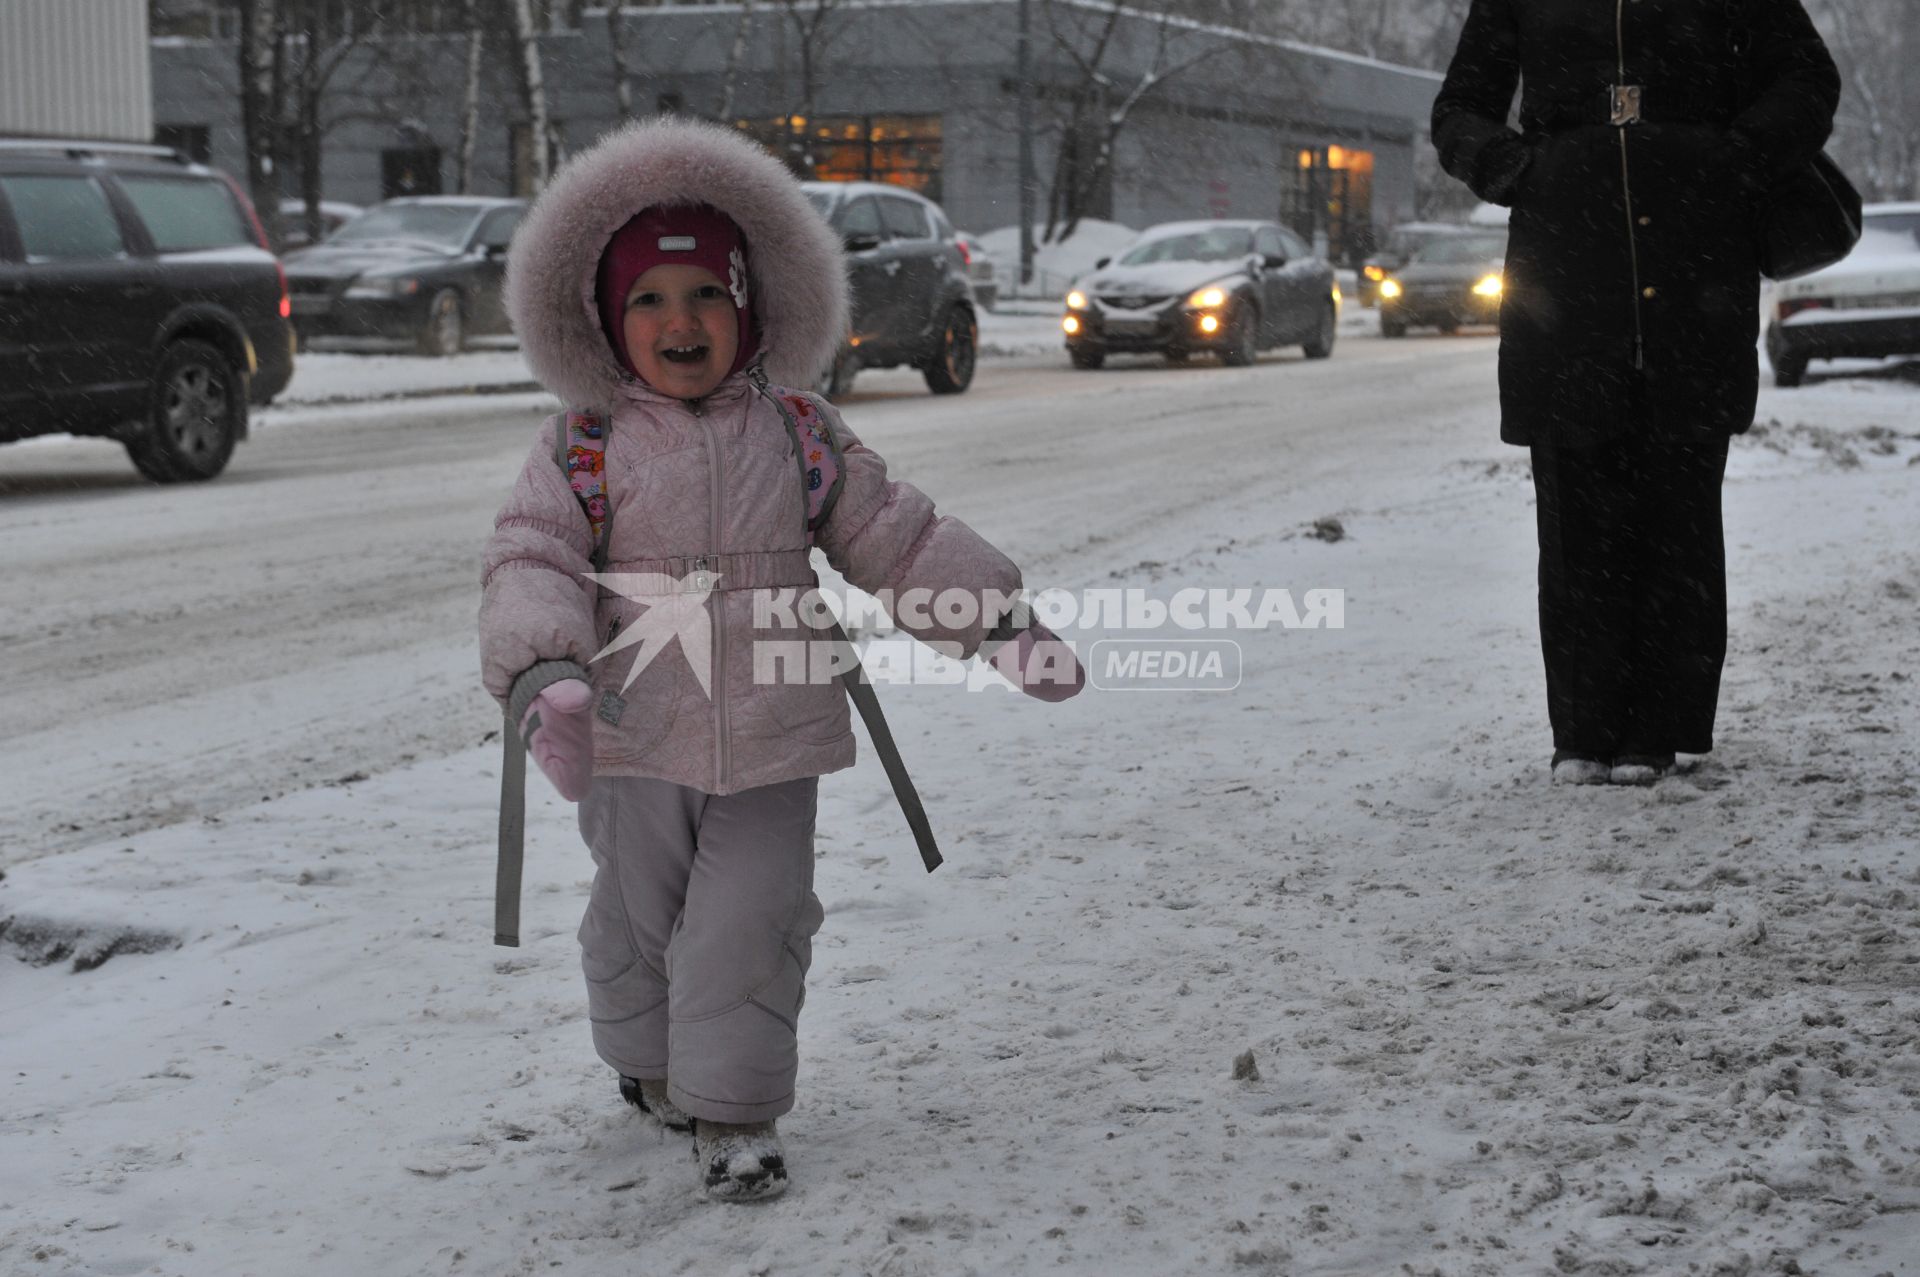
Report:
1533,85,1734,131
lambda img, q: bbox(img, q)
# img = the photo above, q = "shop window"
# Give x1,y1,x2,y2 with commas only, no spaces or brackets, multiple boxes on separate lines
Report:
733,114,943,202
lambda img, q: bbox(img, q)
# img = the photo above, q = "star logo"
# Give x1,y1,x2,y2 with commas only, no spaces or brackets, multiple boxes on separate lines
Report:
583,569,721,697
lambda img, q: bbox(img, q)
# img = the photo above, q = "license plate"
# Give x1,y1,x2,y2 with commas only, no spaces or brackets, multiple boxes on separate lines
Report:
1106,317,1156,335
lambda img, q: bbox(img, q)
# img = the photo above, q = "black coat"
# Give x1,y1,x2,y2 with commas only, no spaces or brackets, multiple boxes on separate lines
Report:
1432,0,1840,447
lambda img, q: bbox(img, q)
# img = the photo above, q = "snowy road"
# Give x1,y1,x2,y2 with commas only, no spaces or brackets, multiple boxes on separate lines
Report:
3,334,1918,1276
0,332,1488,871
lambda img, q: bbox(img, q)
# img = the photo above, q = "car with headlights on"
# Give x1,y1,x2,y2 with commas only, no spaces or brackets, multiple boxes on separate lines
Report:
282,196,525,356
1377,231,1507,337
1357,221,1480,307
1061,220,1337,369
1766,203,1920,387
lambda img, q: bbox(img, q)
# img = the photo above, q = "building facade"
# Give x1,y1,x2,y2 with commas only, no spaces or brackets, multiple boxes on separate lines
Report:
3,0,152,143
150,1,1440,261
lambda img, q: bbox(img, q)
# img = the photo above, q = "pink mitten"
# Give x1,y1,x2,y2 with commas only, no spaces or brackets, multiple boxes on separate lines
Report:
990,623,1085,702
519,678,594,801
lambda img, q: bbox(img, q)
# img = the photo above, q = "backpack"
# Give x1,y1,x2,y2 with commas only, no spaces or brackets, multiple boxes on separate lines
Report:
492,377,940,948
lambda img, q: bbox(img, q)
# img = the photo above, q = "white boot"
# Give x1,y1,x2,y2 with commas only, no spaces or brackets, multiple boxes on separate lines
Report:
693,1119,788,1202
618,1075,692,1133
1609,753,1675,786
1551,751,1610,785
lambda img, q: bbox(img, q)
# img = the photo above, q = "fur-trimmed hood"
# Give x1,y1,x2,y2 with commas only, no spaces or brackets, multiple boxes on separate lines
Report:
505,118,848,404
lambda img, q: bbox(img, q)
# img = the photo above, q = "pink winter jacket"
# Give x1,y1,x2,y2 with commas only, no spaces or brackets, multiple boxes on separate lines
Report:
478,118,1021,795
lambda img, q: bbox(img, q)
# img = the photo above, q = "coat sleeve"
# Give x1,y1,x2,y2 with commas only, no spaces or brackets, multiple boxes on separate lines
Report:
814,402,1022,658
1431,0,1533,206
477,415,600,710
1730,0,1841,177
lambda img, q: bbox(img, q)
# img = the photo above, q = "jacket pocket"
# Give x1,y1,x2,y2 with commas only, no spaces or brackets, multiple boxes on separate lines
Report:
587,598,689,761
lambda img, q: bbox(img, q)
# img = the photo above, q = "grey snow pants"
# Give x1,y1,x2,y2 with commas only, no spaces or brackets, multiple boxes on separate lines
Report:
576,774,824,1125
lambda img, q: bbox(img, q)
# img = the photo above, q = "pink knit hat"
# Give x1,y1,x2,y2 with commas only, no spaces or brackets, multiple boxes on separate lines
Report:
595,203,756,381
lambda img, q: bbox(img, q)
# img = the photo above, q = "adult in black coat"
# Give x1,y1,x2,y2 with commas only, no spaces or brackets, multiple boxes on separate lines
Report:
1432,0,1839,784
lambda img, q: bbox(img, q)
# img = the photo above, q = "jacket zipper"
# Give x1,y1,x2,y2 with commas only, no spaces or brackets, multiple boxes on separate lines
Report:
693,398,729,792
1616,0,1646,370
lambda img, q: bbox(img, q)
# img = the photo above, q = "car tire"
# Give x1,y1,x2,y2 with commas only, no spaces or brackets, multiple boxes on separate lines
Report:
1381,315,1408,338
922,304,977,395
1302,301,1337,359
818,346,858,401
1219,303,1257,367
1773,356,1807,388
1069,346,1106,370
126,340,244,484
417,288,465,357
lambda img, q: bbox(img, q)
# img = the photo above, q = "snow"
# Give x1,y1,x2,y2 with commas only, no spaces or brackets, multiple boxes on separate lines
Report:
2,333,1917,1274
976,219,1142,300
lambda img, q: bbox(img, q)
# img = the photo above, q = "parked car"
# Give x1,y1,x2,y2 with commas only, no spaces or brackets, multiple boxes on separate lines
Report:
1060,220,1338,369
801,181,977,397
0,140,293,482
282,196,525,356
1357,221,1479,307
1766,202,1920,387
955,230,998,310
1377,231,1508,337
276,198,363,251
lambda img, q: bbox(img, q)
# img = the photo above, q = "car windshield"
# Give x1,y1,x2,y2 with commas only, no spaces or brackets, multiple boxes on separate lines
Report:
1413,235,1506,264
331,203,481,248
1119,228,1254,266
1859,212,1920,253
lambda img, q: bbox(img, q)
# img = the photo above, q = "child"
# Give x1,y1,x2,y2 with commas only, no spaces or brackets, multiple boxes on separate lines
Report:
478,119,1082,1202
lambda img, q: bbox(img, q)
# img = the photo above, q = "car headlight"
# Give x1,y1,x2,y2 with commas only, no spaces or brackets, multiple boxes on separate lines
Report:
1066,290,1088,310
1472,274,1503,297
1188,285,1229,309
1379,279,1403,300
1363,265,1385,282
344,275,421,299
1062,314,1082,335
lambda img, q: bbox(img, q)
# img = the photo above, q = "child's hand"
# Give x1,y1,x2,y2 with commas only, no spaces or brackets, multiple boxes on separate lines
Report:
990,623,1085,702
520,678,595,800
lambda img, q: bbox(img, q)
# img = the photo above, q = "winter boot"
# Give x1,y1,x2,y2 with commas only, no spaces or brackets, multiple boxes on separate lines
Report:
618,1075,692,1134
693,1118,788,1202
1551,750,1611,785
1609,753,1675,786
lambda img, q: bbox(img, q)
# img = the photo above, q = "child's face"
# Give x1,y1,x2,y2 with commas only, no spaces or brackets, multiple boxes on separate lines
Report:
621,264,740,400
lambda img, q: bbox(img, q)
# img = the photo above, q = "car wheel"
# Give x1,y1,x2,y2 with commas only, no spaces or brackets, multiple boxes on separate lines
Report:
1773,355,1807,388
1219,304,1257,367
417,288,465,357
1381,315,1408,338
1069,346,1106,370
923,304,977,395
1302,301,1337,359
126,340,244,483
817,346,857,400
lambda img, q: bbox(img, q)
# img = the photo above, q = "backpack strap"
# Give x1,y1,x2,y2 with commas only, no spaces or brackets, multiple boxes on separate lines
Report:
750,377,845,544
556,407,613,573
751,373,941,873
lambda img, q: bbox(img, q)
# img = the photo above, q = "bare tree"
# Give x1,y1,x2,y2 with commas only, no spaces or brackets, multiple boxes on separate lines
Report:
717,0,756,122
456,4,486,191
1039,0,1226,241
503,0,555,191
1815,0,1920,201
234,0,278,233
271,1,371,247
606,4,636,121
773,0,848,177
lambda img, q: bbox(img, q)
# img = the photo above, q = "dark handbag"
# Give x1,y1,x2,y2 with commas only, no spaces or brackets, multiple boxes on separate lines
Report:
1726,1,1863,280
1756,151,1862,280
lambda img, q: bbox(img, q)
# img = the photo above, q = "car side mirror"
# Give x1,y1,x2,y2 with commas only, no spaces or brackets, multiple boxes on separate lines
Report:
1263,252,1287,268
1094,256,1110,269
844,231,883,254
483,242,509,258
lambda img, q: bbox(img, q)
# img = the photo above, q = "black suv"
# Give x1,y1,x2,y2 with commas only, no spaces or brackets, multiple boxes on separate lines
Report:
802,182,976,398
282,197,526,357
0,141,294,482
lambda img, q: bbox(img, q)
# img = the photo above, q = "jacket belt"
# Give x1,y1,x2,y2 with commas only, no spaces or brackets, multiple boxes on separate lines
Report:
1532,85,1735,131
599,549,816,592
